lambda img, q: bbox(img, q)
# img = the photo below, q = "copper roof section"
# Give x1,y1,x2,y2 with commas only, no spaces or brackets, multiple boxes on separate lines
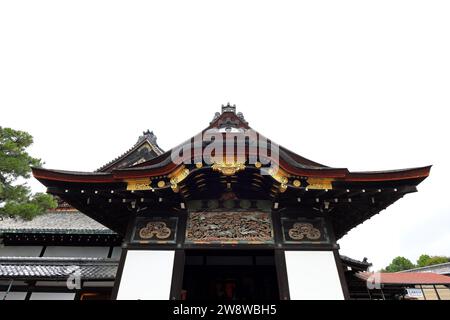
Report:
357,272,450,285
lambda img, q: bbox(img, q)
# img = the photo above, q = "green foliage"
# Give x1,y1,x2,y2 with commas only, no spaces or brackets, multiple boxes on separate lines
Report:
0,126,57,219
384,256,415,272
416,254,431,268
383,255,450,272
417,254,449,267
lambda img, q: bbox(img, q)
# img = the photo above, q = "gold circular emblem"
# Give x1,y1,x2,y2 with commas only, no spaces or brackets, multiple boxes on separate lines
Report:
139,222,171,239
157,180,166,188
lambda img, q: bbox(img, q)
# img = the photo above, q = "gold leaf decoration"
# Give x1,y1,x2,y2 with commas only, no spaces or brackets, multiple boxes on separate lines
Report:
126,178,152,191
139,222,171,239
288,223,321,240
211,161,246,176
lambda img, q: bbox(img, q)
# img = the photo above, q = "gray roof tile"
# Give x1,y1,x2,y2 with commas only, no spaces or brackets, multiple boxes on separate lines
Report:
0,257,118,280
0,211,114,234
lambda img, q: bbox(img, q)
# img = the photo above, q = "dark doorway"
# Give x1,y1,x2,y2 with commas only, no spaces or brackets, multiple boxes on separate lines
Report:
182,250,279,301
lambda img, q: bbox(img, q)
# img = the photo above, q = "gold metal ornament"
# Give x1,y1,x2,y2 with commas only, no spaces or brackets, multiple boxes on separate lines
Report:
157,180,166,188
126,178,152,191
269,167,289,185
279,184,288,193
169,166,190,191
195,162,203,169
306,177,334,190
211,161,246,176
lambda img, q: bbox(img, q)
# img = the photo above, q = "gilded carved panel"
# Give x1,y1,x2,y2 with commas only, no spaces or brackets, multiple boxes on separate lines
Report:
185,211,274,244
131,216,178,244
281,217,329,244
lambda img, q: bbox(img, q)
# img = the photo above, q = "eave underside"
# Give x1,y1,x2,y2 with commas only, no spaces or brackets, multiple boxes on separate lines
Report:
33,166,427,239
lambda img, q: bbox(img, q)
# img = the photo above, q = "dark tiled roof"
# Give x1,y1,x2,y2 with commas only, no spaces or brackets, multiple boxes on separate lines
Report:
96,130,164,172
0,211,115,234
0,257,118,280
341,255,372,269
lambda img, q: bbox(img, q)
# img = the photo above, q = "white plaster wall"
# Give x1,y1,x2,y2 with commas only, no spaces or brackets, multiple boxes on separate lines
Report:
43,246,109,257
111,246,122,259
116,250,175,300
0,246,43,257
29,292,76,300
83,281,115,287
35,281,73,287
285,251,344,300
0,291,27,300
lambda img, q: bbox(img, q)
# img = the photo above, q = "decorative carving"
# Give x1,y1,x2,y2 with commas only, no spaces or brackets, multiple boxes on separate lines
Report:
157,180,166,188
137,130,157,144
132,217,178,244
126,178,152,191
268,167,289,184
186,211,273,243
139,222,171,239
212,112,221,122
212,161,245,176
169,166,190,190
222,103,237,113
281,217,329,244
293,179,301,187
288,223,321,240
195,162,203,168
306,177,334,190
210,103,249,128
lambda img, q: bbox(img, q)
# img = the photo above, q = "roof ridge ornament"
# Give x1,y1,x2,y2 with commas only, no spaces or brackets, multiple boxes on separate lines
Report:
137,129,157,144
210,103,249,128
221,102,236,114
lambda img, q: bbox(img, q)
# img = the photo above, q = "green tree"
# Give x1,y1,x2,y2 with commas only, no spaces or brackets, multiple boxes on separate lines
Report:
0,126,56,219
383,256,415,272
417,254,431,267
417,254,449,267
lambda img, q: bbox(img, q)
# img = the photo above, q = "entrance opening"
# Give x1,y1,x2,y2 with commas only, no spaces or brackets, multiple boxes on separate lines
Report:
182,250,279,300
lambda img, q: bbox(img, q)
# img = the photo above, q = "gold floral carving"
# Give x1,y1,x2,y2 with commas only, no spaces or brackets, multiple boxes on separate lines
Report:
126,178,152,191
288,223,321,240
186,211,273,243
139,222,171,239
306,177,334,190
211,161,246,176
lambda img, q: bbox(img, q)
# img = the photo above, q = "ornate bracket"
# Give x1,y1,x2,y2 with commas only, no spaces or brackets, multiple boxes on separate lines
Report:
169,166,190,192
267,167,289,192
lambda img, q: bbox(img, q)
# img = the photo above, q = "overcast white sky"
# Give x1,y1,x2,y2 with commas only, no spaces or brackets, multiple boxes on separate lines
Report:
1,1,449,270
